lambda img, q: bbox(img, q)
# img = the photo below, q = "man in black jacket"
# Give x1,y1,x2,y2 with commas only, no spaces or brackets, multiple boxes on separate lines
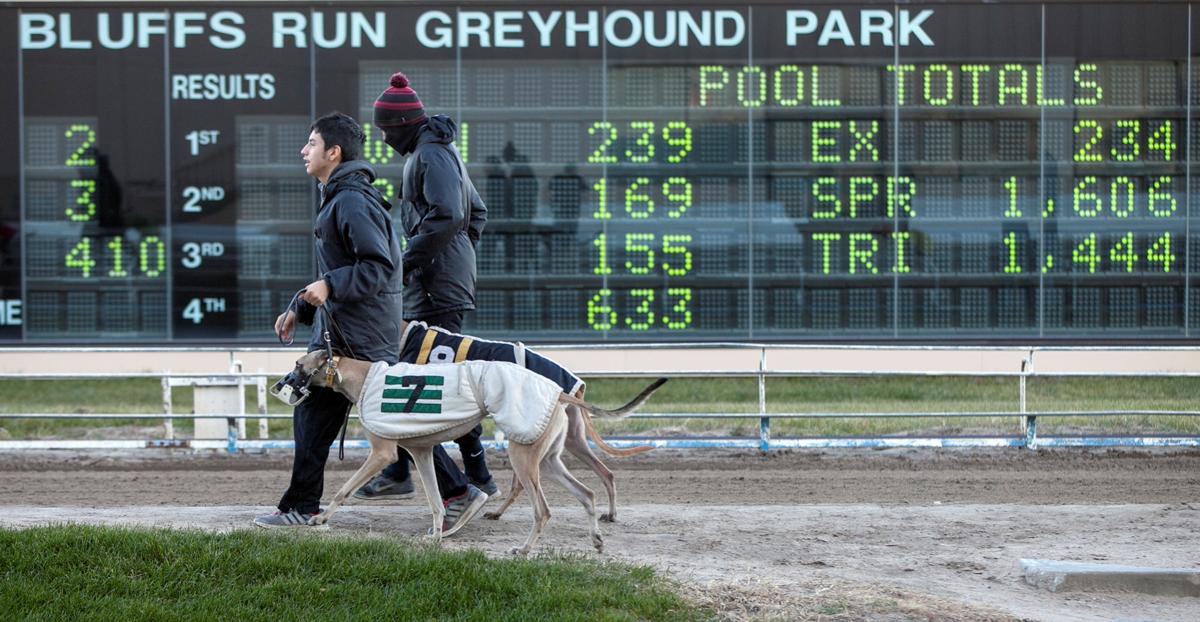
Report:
354,72,497,503
254,112,487,536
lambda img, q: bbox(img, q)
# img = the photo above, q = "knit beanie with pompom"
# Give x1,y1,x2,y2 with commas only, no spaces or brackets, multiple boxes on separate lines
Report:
374,72,427,128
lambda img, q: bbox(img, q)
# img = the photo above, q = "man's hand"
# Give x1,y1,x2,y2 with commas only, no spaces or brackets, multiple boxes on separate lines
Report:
300,279,330,306
274,310,297,343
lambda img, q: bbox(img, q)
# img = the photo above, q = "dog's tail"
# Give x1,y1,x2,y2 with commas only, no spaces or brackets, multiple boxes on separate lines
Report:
559,378,668,458
560,378,668,418
580,411,655,457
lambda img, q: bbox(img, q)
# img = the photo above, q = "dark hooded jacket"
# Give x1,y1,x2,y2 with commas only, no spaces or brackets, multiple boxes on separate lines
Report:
398,115,487,318
296,159,403,365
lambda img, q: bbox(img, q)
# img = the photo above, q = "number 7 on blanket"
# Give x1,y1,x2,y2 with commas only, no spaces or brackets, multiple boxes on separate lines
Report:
381,375,445,414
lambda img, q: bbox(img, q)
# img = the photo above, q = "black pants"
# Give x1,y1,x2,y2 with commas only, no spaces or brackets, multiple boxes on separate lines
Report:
277,386,351,515
279,386,468,513
382,309,493,491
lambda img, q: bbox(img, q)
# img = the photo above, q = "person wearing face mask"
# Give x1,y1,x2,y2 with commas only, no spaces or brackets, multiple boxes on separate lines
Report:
353,73,496,526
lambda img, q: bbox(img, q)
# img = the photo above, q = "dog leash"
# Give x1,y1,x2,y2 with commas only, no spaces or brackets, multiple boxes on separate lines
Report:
279,289,357,461
316,304,357,462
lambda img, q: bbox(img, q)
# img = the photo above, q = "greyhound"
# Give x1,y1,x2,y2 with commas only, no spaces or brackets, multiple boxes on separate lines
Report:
272,349,666,554
398,320,654,523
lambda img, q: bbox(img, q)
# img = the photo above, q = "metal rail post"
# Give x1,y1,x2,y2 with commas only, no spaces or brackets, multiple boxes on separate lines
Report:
256,375,269,439
758,348,769,452
1021,350,1037,449
231,360,246,440
161,375,173,440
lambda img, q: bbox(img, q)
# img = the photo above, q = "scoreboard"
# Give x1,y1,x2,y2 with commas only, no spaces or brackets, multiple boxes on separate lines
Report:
1,1,1197,344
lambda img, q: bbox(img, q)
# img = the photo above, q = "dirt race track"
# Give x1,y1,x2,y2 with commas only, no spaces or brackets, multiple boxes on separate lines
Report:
2,447,1198,621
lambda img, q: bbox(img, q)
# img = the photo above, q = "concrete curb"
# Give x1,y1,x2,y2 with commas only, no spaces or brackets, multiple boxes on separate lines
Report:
1020,559,1200,597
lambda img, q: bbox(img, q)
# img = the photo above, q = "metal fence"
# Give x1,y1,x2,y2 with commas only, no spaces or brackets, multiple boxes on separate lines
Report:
1,345,1198,453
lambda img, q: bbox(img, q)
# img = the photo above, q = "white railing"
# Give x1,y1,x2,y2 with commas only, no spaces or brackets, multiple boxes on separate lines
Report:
1,345,1199,452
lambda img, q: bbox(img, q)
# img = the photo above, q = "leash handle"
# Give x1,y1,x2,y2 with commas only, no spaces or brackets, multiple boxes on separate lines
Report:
277,289,305,346
277,289,357,361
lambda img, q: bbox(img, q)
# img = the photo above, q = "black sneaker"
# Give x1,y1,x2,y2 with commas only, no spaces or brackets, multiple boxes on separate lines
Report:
353,474,415,500
470,476,499,496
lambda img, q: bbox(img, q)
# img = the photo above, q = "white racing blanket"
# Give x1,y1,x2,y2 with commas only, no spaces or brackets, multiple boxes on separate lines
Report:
356,359,564,443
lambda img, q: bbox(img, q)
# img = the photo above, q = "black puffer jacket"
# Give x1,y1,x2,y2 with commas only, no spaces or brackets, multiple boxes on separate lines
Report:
296,160,403,364
399,115,487,318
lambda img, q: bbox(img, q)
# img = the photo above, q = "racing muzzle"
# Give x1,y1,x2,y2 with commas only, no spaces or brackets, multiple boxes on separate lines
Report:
270,369,313,406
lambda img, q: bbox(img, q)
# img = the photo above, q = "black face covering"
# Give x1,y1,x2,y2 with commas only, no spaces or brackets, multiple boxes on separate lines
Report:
383,124,423,156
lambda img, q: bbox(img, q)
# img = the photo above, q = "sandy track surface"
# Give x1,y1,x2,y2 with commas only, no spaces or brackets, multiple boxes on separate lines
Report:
2,447,1198,621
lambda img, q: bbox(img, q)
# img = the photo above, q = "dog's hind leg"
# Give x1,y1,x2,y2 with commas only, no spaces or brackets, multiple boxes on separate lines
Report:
564,402,618,522
507,440,549,556
310,434,397,527
405,445,445,541
542,451,602,553
483,474,523,521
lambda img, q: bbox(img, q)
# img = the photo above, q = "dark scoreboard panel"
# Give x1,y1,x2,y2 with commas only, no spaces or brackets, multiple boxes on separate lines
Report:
2,2,1198,343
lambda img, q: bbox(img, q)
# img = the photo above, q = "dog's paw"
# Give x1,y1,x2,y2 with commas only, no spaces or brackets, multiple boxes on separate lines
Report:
508,546,529,556
424,527,444,543
591,533,604,553
482,511,501,521
599,513,616,523
307,514,329,526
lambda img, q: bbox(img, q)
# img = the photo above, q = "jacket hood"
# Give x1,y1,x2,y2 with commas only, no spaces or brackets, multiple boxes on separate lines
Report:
322,160,390,210
418,115,457,146
326,159,377,186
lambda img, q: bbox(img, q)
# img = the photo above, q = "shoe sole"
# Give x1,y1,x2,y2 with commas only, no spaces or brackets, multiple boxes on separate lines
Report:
441,492,490,538
352,491,415,501
253,520,330,530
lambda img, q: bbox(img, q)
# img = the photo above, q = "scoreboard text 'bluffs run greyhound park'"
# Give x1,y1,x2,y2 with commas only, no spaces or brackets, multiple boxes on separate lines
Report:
4,2,1200,344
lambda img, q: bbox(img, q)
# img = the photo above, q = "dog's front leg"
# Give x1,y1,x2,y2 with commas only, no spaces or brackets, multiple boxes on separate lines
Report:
310,434,397,527
405,445,444,541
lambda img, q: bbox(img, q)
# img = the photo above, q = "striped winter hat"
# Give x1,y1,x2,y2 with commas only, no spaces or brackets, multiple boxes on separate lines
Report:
374,72,427,127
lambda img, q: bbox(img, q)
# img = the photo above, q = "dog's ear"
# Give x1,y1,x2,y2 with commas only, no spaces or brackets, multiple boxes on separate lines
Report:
297,351,324,374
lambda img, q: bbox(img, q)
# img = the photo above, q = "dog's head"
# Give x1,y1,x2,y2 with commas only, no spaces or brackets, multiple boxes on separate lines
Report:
270,350,338,406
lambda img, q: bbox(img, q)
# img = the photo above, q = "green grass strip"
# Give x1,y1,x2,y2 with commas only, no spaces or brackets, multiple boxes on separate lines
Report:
2,376,1199,440
0,526,709,622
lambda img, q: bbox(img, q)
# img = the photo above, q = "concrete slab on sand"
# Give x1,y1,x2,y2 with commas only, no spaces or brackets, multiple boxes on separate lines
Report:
1021,559,1200,597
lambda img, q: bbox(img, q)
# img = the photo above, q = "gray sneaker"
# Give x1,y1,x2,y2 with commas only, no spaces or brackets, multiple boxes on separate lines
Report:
440,484,489,537
353,474,415,500
253,509,326,529
470,477,499,496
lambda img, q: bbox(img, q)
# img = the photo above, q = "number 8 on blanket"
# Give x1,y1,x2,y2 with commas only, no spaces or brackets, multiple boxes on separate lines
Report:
382,375,445,414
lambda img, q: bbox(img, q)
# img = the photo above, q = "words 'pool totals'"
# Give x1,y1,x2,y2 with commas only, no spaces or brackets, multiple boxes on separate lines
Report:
19,9,936,50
